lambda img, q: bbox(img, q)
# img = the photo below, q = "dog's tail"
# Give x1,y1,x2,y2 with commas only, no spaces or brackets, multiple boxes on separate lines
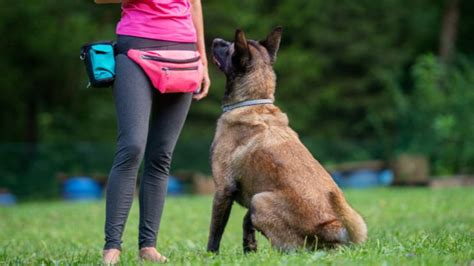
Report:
328,191,367,244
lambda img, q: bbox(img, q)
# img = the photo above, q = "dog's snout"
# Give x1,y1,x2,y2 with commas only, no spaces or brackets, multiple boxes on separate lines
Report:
211,38,233,73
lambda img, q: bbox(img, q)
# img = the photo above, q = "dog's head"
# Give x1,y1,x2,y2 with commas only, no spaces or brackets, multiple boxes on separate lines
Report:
212,27,282,104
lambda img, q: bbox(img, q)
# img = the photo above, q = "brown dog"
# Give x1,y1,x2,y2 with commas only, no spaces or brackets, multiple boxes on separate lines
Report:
207,27,367,253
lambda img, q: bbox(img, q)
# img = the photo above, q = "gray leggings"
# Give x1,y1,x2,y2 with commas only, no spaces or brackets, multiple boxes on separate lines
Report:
104,35,195,250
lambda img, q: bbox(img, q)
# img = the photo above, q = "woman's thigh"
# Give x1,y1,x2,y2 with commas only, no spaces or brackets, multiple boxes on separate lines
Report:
144,92,193,161
113,54,154,149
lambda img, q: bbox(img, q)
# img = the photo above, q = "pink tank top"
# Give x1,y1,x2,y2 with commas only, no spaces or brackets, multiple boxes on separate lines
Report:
116,0,197,43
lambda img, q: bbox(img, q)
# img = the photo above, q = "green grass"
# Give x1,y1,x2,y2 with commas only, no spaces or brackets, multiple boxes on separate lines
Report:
0,188,473,265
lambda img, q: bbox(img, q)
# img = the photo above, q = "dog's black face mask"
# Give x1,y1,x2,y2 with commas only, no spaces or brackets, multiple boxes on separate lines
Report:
212,28,282,102
211,38,233,74
212,27,282,77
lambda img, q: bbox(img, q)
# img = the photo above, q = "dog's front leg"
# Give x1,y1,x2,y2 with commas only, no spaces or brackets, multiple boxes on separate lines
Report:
207,187,235,253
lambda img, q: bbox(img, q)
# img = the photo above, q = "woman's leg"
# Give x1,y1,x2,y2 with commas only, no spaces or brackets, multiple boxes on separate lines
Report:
138,91,192,249
104,54,154,250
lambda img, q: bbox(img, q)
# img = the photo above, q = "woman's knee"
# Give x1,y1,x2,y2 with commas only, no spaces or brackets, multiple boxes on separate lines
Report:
145,151,173,175
114,143,146,168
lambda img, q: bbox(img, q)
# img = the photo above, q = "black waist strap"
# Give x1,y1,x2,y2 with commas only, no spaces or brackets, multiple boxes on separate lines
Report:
116,34,197,55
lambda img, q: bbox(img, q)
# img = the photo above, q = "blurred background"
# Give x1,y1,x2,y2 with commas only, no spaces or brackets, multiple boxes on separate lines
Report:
0,0,473,202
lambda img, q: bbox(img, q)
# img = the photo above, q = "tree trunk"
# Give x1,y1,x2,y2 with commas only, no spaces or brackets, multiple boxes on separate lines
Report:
439,0,460,64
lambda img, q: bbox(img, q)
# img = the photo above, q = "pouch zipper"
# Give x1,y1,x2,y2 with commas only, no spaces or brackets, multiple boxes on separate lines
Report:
142,55,201,64
162,66,199,71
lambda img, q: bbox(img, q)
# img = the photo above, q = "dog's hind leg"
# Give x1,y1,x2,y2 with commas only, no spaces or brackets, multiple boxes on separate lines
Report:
250,192,304,251
243,209,257,253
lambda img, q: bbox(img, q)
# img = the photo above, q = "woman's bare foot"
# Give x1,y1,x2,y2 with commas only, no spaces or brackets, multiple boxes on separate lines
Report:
139,247,168,263
103,248,121,265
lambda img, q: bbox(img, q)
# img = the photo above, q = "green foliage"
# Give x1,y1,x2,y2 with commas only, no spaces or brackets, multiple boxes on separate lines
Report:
0,189,473,264
0,143,115,199
0,1,118,142
1,0,474,198
395,54,474,174
199,0,470,167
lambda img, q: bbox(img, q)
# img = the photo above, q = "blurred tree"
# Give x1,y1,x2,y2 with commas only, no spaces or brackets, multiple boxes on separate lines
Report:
0,0,119,198
204,0,445,160
0,0,473,198
395,54,474,174
0,1,119,143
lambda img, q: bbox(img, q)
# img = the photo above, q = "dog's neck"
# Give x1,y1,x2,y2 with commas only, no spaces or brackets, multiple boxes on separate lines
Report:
222,70,276,106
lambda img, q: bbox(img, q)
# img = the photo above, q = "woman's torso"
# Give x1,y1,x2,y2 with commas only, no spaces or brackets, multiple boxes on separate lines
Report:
116,0,197,43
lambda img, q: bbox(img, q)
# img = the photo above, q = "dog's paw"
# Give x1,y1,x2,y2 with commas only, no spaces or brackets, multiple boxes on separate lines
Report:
243,242,258,253
206,247,219,254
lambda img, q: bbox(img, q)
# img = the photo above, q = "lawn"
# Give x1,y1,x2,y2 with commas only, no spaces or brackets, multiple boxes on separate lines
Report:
0,188,473,265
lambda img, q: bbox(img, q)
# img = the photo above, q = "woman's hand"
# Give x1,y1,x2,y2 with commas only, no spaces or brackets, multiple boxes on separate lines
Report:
190,0,210,101
193,64,211,100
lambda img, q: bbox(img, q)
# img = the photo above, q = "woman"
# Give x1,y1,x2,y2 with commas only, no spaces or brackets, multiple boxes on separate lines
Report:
94,0,210,264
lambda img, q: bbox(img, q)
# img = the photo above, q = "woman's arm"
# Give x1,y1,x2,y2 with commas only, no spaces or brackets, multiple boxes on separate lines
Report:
94,0,121,4
189,0,211,100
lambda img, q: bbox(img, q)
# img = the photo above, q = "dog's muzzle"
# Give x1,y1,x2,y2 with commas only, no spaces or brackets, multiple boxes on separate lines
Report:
212,38,231,71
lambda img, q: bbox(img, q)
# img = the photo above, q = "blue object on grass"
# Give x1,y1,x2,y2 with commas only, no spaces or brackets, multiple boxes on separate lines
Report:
331,169,394,188
63,177,102,201
167,176,183,195
345,170,380,188
0,193,17,206
378,169,394,186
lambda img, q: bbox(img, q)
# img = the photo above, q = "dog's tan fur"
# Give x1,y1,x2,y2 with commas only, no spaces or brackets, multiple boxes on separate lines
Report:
207,28,367,252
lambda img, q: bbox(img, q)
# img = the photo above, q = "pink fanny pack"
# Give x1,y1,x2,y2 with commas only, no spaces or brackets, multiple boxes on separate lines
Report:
127,49,203,94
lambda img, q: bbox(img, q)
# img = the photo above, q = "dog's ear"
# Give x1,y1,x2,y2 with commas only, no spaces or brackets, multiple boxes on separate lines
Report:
233,29,250,67
260,26,282,64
